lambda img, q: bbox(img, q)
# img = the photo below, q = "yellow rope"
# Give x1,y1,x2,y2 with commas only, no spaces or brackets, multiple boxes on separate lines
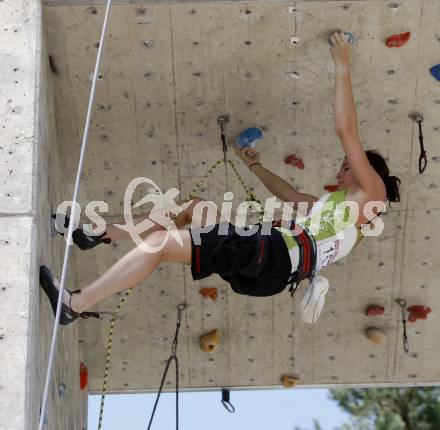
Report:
97,289,132,430
97,158,262,428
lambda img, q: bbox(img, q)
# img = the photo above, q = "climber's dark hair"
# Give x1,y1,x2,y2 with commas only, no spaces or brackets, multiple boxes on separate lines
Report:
365,150,401,204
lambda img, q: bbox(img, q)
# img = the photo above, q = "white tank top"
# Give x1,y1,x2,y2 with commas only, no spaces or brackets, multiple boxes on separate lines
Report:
275,190,363,273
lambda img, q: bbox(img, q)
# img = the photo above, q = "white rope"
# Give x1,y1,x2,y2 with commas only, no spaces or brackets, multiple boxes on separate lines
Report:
38,1,113,428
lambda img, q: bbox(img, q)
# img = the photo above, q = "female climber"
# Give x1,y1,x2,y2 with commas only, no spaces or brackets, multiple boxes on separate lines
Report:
40,31,401,325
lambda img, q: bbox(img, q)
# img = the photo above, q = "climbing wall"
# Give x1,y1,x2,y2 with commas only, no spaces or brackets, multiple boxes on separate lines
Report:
43,0,440,395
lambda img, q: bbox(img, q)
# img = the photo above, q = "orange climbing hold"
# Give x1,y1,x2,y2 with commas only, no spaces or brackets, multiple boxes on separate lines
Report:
386,32,411,48
284,154,304,170
80,362,88,390
199,287,218,301
407,305,431,322
324,184,339,192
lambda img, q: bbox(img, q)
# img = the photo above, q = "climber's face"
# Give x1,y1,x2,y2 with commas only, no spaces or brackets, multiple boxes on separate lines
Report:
335,158,358,190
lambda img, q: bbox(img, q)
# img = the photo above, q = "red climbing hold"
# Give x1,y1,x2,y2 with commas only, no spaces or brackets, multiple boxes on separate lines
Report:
284,154,304,170
199,287,218,301
407,305,431,322
366,305,385,316
324,185,339,192
386,32,411,48
80,362,88,390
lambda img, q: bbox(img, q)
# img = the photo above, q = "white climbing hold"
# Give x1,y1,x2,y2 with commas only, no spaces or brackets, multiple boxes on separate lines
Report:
290,36,300,45
286,71,300,80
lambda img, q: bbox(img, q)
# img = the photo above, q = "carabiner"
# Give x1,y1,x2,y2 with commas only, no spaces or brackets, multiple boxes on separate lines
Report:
419,151,427,174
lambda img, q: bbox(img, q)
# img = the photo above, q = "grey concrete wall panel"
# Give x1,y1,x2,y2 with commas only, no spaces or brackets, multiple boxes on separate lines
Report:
39,0,440,395
0,0,87,428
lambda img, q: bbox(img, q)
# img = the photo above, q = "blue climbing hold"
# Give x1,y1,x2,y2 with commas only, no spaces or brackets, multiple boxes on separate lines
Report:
328,31,357,47
236,127,263,149
430,64,440,82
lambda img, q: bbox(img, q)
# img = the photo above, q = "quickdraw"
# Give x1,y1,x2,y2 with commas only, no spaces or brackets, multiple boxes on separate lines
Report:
397,298,409,354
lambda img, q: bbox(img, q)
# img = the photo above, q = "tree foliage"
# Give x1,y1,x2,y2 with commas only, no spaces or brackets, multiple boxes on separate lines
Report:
329,387,440,430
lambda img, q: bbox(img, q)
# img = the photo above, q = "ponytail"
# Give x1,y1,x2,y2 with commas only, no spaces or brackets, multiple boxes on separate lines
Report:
365,150,402,205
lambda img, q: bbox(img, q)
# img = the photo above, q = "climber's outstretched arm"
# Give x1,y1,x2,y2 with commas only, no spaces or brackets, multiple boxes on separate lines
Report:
330,31,384,195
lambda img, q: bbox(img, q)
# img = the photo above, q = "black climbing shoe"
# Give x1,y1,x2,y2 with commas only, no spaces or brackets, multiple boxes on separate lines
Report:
52,214,111,250
39,265,100,325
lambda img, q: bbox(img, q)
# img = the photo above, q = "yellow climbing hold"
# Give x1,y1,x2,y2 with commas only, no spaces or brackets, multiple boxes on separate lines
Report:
365,327,386,344
281,374,300,388
200,329,220,353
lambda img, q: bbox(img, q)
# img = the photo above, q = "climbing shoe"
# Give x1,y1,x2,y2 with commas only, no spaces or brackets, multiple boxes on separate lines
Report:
52,214,111,250
235,127,263,149
39,265,100,325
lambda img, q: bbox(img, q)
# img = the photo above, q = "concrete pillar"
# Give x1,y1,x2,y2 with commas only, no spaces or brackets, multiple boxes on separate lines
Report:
0,1,87,428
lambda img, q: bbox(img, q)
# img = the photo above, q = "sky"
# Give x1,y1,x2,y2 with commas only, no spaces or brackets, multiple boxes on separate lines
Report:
88,388,351,430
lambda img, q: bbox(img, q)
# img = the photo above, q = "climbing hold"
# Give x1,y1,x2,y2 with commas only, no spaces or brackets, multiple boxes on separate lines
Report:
80,362,88,390
143,40,155,48
200,329,220,353
284,154,304,170
430,64,440,82
366,305,385,316
328,31,357,47
281,374,300,388
57,382,67,398
199,287,218,301
324,184,339,192
407,305,431,322
290,36,300,45
236,127,263,149
386,32,411,48
365,327,386,344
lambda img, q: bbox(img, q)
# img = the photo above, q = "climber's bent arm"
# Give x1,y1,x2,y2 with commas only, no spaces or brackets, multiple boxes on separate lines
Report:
250,163,318,214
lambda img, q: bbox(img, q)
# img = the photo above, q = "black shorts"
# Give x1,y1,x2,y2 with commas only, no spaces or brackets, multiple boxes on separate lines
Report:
190,222,292,297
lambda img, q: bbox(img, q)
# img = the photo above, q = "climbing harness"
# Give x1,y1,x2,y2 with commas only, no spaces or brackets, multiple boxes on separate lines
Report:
38,1,114,428
146,304,186,430
271,220,317,297
397,299,409,354
221,388,236,413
